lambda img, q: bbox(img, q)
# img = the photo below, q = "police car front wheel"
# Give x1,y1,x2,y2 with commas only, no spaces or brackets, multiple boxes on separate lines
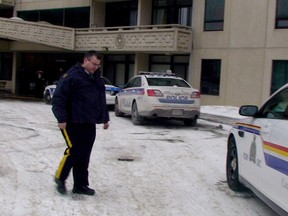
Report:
226,136,246,191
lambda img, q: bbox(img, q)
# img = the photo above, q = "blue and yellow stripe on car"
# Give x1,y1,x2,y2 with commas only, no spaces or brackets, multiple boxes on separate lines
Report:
264,141,288,176
233,122,261,135
118,88,145,96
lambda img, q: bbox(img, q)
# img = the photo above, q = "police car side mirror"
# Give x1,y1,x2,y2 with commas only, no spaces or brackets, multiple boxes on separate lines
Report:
239,105,258,116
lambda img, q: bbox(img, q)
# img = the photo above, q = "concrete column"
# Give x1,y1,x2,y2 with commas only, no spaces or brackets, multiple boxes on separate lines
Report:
138,0,152,25
91,0,105,27
134,53,149,75
11,52,17,94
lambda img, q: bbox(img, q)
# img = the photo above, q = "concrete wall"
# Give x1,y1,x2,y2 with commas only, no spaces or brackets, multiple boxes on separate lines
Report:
4,0,288,106
191,0,288,107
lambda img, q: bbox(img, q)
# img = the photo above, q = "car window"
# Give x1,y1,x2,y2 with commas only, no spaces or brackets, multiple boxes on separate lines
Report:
147,77,190,87
258,88,288,119
125,77,141,88
102,77,112,85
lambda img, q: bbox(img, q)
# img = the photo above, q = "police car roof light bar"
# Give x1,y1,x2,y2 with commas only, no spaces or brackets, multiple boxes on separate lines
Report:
139,71,175,76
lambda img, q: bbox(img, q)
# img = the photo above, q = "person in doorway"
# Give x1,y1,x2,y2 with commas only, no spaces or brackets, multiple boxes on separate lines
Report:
35,70,46,99
52,50,109,196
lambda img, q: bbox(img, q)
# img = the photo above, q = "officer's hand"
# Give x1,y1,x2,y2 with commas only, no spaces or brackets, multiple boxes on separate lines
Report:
103,122,109,129
58,122,67,129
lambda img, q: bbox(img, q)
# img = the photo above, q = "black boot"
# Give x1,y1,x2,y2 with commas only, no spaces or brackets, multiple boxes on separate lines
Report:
54,178,67,195
72,186,95,196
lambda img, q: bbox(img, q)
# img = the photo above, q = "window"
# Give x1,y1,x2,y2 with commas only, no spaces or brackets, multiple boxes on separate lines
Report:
103,55,135,85
41,9,63,26
64,7,90,28
0,53,13,80
0,9,13,18
18,7,90,28
200,59,221,95
259,88,288,119
125,77,141,88
276,0,288,28
149,54,189,79
106,1,137,27
271,60,288,94
147,78,190,87
152,0,192,26
204,0,225,31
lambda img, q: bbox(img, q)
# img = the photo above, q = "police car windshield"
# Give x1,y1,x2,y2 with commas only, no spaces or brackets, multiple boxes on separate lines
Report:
147,78,190,88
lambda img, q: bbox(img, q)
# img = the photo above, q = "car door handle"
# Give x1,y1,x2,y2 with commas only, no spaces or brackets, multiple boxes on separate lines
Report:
262,127,270,134
238,131,244,137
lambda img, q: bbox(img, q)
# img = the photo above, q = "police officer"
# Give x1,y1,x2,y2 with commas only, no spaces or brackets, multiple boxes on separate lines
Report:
52,50,109,195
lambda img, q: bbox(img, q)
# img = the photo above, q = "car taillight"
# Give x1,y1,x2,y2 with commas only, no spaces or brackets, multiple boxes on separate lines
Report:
147,89,164,97
191,91,201,98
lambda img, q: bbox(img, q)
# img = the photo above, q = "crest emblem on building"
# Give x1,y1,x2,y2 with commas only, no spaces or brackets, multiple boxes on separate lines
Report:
115,33,126,49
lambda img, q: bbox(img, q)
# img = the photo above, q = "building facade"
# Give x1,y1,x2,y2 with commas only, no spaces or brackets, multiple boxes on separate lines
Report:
0,0,288,107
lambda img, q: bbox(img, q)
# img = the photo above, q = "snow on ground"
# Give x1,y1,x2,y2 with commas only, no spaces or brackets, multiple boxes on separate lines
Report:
0,99,278,216
201,105,243,118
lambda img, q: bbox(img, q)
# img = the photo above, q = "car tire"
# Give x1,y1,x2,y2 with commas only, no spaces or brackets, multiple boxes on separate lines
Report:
131,102,144,125
184,116,197,127
226,136,245,191
44,91,52,104
114,98,124,117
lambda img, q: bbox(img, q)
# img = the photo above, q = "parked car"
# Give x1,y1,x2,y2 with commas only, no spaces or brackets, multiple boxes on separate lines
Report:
114,71,201,126
226,83,288,215
102,76,121,106
43,83,56,104
43,77,120,105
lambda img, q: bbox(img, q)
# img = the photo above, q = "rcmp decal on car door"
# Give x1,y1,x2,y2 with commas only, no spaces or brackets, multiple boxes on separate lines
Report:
234,123,262,167
234,122,288,175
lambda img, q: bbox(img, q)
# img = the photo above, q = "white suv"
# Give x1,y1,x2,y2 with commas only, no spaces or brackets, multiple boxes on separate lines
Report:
114,71,201,126
226,83,288,215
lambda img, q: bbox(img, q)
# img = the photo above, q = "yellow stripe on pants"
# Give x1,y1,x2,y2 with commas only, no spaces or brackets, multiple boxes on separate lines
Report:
55,129,73,179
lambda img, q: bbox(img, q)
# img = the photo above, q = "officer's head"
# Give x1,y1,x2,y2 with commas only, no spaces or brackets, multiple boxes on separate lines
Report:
82,50,102,74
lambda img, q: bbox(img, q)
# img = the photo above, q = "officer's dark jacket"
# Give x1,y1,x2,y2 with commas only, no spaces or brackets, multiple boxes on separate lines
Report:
52,63,109,124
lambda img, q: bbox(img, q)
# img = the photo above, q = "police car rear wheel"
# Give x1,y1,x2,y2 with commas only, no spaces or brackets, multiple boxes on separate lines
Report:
131,102,144,125
184,117,197,127
226,136,245,191
115,98,124,117
44,91,52,104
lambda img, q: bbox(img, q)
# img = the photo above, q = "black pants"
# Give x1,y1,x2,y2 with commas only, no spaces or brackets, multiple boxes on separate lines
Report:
55,122,96,187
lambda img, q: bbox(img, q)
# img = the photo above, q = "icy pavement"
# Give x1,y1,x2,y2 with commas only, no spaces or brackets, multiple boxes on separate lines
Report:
0,99,278,216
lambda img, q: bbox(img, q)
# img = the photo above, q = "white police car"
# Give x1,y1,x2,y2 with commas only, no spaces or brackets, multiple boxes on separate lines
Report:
226,84,288,215
43,83,56,104
43,77,120,105
102,77,121,106
114,71,200,126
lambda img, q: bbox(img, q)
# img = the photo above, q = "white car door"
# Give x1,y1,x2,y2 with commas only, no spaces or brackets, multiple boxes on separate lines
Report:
236,117,276,193
241,88,288,212
119,77,142,114
258,89,288,212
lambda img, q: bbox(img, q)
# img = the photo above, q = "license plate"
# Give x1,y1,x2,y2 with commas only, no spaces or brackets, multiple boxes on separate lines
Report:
171,109,183,115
